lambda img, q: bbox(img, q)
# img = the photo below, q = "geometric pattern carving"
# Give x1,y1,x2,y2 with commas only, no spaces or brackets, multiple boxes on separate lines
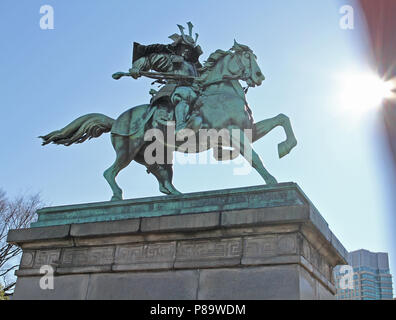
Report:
244,235,278,257
115,242,176,265
177,238,242,261
19,233,332,283
278,235,297,254
301,237,331,281
33,250,60,267
62,247,114,266
244,234,297,259
20,251,35,268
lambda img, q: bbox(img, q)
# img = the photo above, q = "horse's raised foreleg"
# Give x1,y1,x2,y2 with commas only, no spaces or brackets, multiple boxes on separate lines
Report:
231,129,277,184
253,113,297,158
103,135,137,201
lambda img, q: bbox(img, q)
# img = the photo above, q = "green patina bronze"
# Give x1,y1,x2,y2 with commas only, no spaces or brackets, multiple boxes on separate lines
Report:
40,22,297,201
31,183,305,227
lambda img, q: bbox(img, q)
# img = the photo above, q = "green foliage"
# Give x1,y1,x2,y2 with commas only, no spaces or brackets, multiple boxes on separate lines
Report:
0,285,9,300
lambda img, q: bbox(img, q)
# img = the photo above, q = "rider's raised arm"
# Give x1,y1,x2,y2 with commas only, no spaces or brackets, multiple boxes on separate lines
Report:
129,53,173,79
129,57,149,79
147,53,175,72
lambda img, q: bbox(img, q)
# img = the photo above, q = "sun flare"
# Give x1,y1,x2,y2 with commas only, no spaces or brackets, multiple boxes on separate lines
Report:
338,73,395,114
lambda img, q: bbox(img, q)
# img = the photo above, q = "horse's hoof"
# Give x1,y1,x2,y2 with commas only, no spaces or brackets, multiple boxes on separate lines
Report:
278,138,297,158
266,176,278,185
169,189,182,196
160,184,182,196
159,185,171,195
111,195,122,201
278,141,289,158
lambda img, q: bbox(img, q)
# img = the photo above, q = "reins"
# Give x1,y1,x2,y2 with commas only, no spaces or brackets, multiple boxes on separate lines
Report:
197,51,251,101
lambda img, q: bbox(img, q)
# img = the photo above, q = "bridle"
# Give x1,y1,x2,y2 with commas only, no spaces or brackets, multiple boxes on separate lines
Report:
231,50,252,83
199,50,253,93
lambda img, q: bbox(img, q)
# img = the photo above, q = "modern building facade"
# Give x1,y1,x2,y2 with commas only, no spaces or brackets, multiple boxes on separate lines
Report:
334,249,393,300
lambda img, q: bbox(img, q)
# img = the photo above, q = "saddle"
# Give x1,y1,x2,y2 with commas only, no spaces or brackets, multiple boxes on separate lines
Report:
151,107,175,127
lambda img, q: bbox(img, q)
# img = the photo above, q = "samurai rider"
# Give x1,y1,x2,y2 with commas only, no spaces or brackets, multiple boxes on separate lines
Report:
129,22,203,133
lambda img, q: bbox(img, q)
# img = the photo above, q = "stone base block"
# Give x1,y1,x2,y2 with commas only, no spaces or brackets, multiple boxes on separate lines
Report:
7,183,348,300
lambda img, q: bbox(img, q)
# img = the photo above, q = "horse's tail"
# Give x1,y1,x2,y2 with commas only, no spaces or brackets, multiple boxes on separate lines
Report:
39,113,115,146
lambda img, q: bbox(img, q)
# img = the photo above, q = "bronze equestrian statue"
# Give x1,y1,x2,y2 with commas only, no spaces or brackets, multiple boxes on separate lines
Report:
40,22,297,201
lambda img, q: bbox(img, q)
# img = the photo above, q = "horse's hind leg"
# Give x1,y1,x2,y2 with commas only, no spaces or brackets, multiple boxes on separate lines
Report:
232,128,277,185
135,150,182,196
103,135,135,201
148,164,182,195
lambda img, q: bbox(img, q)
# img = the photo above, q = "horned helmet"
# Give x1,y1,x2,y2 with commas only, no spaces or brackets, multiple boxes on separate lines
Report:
169,22,203,63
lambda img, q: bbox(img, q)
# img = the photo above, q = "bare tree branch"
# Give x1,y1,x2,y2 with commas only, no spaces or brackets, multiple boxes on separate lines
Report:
0,188,43,295
0,265,19,278
3,282,15,294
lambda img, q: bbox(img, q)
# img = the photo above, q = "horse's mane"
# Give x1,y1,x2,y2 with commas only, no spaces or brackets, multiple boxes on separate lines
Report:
198,49,229,73
198,43,253,74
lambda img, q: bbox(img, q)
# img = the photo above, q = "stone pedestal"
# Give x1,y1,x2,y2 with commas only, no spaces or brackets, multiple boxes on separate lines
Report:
7,183,348,300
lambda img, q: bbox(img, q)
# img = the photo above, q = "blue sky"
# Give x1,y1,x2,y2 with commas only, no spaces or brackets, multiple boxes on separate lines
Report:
1,0,394,291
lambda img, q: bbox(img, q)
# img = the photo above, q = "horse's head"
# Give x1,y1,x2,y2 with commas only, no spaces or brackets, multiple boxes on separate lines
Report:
228,40,265,87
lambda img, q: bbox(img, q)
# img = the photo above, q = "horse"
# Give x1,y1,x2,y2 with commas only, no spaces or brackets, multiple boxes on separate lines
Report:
40,41,297,201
